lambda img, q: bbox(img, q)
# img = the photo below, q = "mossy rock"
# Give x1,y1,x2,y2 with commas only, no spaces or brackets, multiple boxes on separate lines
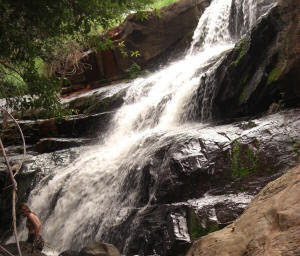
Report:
187,208,220,240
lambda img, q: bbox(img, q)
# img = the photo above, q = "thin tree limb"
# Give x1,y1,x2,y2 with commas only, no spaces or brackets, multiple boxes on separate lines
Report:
0,139,22,256
0,244,16,256
0,106,26,176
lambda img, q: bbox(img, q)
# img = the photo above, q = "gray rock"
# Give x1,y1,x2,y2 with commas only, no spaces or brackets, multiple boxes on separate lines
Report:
210,0,300,120
101,109,300,255
60,242,120,256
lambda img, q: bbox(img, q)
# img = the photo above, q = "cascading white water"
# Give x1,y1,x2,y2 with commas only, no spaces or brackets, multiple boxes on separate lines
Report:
17,0,276,252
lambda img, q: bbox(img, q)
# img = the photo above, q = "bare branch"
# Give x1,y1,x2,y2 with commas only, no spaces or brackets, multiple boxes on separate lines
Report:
47,41,92,78
0,106,26,176
0,244,16,256
0,109,26,256
0,139,22,256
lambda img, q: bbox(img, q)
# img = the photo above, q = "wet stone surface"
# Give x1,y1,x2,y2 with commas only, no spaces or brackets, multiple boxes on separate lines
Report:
98,109,300,255
1,109,300,255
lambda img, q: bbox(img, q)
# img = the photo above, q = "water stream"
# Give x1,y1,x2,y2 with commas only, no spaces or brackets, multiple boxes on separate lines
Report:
19,0,276,253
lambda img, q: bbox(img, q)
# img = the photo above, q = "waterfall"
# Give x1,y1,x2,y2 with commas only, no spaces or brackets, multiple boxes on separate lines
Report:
19,0,276,253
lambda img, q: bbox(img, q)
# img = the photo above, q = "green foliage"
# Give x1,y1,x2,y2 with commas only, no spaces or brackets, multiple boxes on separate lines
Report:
234,38,246,67
130,51,141,58
149,0,178,9
126,62,142,79
118,41,141,72
229,140,259,179
137,0,179,21
136,10,150,21
90,36,114,52
0,0,154,117
118,41,129,57
152,8,163,18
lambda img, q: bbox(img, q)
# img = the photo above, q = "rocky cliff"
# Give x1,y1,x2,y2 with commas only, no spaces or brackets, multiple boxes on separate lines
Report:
63,0,211,95
211,0,300,119
186,164,300,256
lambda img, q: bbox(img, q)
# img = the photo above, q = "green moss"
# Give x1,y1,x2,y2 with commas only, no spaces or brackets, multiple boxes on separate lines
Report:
241,74,248,84
240,185,248,192
188,209,220,240
247,121,257,129
207,223,219,233
229,140,259,179
239,85,248,104
238,68,249,105
254,139,260,148
234,38,246,67
266,62,284,85
188,210,206,240
292,139,299,153
84,97,111,114
266,167,273,173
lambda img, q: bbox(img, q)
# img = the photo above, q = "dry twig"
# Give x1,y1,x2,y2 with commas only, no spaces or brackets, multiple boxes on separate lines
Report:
47,42,92,78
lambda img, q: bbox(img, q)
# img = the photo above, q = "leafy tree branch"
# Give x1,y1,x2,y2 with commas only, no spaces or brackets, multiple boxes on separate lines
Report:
0,0,154,116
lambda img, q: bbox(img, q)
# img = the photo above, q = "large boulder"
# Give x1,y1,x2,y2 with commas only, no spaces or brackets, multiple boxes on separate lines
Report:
210,0,300,120
64,0,211,89
60,242,120,256
114,0,211,68
186,164,300,256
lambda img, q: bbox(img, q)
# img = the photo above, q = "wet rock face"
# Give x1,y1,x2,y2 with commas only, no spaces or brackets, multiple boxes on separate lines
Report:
62,83,128,115
102,109,300,255
1,112,113,148
0,147,81,238
186,165,300,256
210,0,300,120
1,84,127,155
1,110,299,255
